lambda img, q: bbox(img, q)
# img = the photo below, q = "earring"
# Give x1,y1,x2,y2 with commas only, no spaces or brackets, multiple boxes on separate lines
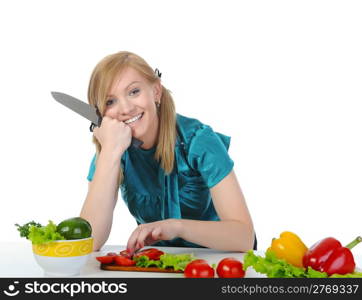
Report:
156,101,160,108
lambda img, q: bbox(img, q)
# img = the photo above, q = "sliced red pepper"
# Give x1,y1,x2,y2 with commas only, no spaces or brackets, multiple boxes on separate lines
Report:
96,255,115,264
114,255,136,266
303,236,362,276
96,248,164,266
133,248,164,261
119,250,133,259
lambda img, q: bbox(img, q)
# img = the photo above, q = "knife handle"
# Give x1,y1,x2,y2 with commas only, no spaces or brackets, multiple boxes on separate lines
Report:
131,137,144,148
89,122,143,148
90,122,97,132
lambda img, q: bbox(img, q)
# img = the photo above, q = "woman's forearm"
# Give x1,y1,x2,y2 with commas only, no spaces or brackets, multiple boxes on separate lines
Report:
178,219,255,252
80,149,122,251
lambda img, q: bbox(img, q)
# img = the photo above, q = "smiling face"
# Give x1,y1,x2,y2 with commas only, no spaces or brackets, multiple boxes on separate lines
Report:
104,67,162,149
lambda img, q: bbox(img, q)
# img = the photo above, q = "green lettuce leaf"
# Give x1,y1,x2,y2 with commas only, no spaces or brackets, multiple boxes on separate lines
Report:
27,220,65,244
134,256,161,268
329,272,362,278
244,250,325,278
243,250,306,277
160,253,195,271
134,253,195,271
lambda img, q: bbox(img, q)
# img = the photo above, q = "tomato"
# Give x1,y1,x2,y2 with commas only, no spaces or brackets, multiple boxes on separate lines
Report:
114,255,136,266
133,248,164,260
216,257,245,278
184,259,215,278
96,255,114,264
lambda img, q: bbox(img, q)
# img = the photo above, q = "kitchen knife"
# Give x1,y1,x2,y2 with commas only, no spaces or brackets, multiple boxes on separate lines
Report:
51,91,143,148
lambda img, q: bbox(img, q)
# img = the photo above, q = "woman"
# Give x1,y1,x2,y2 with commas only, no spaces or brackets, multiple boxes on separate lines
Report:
80,51,256,254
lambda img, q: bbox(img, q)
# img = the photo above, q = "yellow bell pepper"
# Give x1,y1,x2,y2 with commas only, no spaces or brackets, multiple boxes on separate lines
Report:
268,231,308,268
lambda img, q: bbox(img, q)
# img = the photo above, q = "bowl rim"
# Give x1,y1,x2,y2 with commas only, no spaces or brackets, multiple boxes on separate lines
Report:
32,237,93,245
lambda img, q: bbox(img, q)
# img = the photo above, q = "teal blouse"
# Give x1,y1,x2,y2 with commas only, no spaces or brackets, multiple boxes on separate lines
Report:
87,114,234,248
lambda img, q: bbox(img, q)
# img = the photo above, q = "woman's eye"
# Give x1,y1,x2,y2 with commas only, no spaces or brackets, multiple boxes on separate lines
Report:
129,88,140,96
106,99,115,106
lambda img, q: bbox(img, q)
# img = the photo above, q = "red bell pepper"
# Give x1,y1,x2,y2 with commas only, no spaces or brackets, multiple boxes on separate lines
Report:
133,248,164,261
303,236,362,276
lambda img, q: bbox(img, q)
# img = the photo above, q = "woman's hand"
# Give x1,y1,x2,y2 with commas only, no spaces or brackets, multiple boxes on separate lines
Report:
93,116,132,155
126,219,183,254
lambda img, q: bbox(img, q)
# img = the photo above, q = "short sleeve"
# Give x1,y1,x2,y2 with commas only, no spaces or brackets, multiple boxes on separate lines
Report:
187,125,234,188
86,154,97,182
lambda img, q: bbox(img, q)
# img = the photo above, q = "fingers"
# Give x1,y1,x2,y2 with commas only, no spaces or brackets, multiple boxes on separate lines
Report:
136,227,154,250
126,220,177,255
126,225,162,254
144,235,160,246
126,227,141,254
126,225,151,254
141,227,163,247
92,116,132,154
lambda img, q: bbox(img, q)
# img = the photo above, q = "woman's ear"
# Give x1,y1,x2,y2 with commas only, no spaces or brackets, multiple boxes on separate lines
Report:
153,80,162,101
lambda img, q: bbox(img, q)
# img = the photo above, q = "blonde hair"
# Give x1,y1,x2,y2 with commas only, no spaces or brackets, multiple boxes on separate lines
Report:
87,51,176,184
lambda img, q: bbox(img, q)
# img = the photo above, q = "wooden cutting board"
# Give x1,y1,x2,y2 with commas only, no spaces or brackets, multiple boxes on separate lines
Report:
101,264,183,273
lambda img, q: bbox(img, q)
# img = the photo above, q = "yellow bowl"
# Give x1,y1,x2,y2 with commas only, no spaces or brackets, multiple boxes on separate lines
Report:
32,237,93,276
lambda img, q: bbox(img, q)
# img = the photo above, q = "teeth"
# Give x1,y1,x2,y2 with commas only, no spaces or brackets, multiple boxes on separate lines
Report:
124,113,143,124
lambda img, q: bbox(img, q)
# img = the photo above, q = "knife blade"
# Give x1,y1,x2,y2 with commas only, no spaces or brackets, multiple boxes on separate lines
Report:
51,91,143,148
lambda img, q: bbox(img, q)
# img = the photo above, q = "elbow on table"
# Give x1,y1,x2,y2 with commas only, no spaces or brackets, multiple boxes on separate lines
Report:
239,225,256,252
92,238,106,252
78,215,109,252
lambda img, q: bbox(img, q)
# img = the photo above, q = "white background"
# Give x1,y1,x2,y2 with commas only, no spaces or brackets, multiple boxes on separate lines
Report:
1,0,361,252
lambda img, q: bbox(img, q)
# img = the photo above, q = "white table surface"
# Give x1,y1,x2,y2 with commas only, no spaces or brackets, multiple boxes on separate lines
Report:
2,242,361,278
0,242,263,278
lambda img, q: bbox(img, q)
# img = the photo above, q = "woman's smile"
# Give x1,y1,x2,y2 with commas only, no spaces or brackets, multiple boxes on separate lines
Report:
124,112,144,125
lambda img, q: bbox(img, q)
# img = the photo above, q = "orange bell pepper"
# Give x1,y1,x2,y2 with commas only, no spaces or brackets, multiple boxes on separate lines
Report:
269,231,308,268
